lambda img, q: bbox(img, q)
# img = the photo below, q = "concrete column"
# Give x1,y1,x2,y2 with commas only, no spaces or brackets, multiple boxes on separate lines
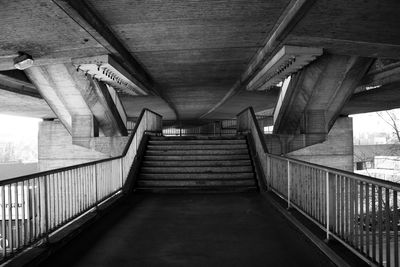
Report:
38,120,128,171
286,117,354,172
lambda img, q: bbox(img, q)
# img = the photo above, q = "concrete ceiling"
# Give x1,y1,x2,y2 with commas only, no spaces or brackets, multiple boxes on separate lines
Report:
85,0,291,120
0,0,400,123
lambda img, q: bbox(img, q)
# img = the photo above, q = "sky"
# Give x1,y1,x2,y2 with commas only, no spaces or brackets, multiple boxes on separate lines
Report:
351,113,389,135
0,114,40,143
350,110,399,136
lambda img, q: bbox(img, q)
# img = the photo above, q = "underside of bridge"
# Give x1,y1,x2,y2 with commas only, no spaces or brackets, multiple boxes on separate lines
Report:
0,0,400,266
1,0,400,167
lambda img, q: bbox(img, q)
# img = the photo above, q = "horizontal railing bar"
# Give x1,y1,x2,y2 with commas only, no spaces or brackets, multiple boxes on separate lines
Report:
270,187,377,267
267,153,400,191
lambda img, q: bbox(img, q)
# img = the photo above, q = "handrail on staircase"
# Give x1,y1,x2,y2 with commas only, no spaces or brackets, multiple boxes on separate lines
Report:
0,108,162,262
237,106,400,267
236,106,269,154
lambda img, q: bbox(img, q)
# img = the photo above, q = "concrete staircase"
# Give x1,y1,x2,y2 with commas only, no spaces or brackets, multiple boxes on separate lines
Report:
135,135,257,193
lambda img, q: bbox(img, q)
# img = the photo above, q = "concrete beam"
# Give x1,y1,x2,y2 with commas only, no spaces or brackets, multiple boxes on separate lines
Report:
87,78,127,136
25,62,128,154
246,46,322,91
342,82,400,115
73,55,148,96
199,0,316,119
52,0,152,93
359,61,400,88
52,0,179,120
0,71,40,98
273,54,373,135
25,63,93,134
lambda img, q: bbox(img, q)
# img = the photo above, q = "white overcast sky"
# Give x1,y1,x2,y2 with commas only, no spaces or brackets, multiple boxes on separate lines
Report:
0,114,40,143
350,112,395,135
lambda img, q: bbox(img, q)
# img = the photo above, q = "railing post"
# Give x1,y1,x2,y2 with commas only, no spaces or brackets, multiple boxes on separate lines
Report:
287,160,291,209
94,164,98,205
44,176,49,242
267,156,272,190
39,176,49,243
120,158,124,188
325,170,330,241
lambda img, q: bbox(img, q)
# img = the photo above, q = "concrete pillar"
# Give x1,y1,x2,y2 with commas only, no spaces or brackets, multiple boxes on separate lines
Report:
286,117,354,172
38,120,128,171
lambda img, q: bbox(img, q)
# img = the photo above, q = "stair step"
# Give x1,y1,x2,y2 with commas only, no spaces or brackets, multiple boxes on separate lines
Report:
144,155,250,161
150,135,246,140
140,173,254,180
136,135,256,193
141,166,253,173
143,160,251,167
137,179,256,187
134,186,258,194
149,139,246,145
146,144,247,150
146,149,249,156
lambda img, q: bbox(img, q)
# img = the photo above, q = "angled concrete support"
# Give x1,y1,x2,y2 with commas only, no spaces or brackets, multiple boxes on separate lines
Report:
274,54,373,135
25,63,127,158
25,63,96,135
25,62,128,154
271,54,373,152
85,77,127,137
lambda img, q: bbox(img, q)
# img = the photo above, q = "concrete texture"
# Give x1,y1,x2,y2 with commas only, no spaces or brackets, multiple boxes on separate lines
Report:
38,120,109,171
40,193,334,267
137,136,256,192
287,117,354,171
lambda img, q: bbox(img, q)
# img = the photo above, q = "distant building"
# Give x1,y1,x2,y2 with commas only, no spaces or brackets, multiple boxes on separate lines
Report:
354,144,400,170
354,145,400,182
353,132,391,145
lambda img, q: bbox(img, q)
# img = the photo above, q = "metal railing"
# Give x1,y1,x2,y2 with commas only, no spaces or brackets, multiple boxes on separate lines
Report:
162,120,236,136
237,107,400,267
163,118,270,136
106,85,128,128
0,108,162,261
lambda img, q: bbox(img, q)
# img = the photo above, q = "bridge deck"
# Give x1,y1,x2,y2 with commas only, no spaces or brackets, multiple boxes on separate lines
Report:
41,193,334,267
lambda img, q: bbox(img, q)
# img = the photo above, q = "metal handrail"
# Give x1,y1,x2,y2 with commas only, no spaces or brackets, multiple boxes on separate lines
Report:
237,107,400,267
237,107,269,153
0,108,162,261
267,153,400,192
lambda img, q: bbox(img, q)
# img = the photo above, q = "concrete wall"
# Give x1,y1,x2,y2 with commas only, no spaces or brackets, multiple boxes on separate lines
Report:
38,120,110,171
287,117,354,172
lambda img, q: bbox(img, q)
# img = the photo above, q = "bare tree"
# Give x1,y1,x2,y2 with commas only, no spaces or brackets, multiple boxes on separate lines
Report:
377,110,400,144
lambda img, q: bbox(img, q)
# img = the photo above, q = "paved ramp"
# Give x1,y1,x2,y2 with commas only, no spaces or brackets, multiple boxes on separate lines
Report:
41,193,334,267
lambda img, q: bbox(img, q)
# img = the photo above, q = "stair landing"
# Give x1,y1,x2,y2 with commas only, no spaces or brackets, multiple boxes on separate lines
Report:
40,193,335,267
